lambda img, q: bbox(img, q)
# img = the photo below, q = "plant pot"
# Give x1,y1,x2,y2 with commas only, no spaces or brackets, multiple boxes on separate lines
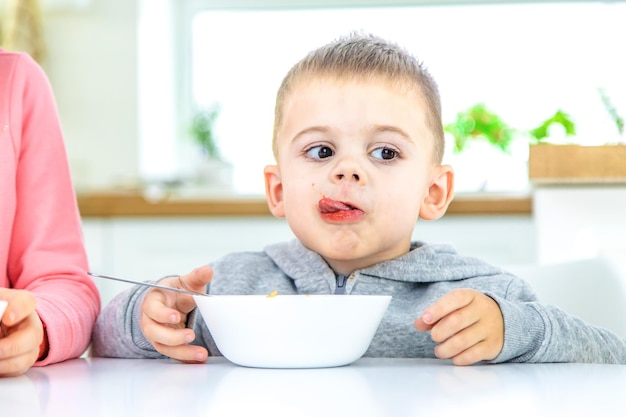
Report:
195,158,234,189
529,144,626,184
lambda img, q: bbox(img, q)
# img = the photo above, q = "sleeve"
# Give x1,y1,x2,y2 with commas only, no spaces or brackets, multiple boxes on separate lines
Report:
489,278,626,364
91,285,166,359
8,53,100,365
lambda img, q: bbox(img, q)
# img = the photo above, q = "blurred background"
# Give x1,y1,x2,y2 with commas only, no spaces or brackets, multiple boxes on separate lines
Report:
2,0,624,193
2,0,625,308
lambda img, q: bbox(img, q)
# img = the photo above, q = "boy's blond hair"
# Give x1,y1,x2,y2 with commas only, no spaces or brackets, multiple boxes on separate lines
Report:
272,32,445,163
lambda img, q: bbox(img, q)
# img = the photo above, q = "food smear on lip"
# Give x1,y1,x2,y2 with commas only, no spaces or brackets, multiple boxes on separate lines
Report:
318,197,365,223
267,290,278,298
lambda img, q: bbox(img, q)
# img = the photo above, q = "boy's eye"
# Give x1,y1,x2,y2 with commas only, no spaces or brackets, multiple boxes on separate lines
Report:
306,145,334,159
371,147,397,161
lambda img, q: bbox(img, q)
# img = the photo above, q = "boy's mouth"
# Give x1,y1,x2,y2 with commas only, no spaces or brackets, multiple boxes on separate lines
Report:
318,197,364,222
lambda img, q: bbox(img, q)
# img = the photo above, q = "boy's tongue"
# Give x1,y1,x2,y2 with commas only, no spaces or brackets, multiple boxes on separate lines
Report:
318,197,352,213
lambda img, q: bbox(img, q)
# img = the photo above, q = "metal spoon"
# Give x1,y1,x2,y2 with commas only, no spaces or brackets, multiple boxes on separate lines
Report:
88,272,208,297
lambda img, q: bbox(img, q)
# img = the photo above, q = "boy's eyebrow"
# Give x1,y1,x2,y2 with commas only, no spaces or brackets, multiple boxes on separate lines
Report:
370,125,414,143
290,125,414,142
290,126,331,143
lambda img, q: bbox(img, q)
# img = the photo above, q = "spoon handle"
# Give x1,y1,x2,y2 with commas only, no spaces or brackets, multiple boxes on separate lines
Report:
88,272,208,297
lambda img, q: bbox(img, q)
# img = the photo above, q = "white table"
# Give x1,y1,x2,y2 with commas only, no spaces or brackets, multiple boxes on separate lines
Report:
3,357,625,417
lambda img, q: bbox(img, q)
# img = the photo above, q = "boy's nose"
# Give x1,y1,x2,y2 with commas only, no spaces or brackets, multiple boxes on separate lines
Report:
332,157,364,183
336,173,360,181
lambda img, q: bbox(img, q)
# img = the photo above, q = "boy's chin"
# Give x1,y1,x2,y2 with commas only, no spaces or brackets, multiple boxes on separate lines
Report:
315,238,412,271
316,245,379,271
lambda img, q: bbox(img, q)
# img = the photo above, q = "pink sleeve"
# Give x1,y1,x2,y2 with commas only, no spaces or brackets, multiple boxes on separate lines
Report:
3,52,101,365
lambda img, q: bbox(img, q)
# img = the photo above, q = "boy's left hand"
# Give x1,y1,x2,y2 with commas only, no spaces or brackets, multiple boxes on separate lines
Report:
414,288,504,365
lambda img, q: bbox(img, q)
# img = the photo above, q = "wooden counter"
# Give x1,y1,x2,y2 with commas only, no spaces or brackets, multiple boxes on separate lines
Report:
76,191,532,217
529,144,626,184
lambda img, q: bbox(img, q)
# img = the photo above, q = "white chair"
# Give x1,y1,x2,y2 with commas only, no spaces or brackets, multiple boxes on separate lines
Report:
505,257,626,339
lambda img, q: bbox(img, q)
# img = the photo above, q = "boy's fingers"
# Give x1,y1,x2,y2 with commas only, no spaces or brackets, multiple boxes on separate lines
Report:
142,293,181,325
413,317,434,332
150,268,209,314
140,308,208,363
421,289,475,325
167,266,214,312
153,342,208,364
453,340,498,366
140,312,193,346
179,266,213,293
433,324,482,360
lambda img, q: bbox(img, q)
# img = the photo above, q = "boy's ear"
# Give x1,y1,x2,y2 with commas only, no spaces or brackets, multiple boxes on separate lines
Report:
264,164,286,218
419,164,454,221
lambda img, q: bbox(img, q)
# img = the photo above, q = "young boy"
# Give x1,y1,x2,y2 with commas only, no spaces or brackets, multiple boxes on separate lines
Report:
92,33,626,365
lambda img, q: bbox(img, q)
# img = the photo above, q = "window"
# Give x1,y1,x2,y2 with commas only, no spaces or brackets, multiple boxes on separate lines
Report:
138,1,626,195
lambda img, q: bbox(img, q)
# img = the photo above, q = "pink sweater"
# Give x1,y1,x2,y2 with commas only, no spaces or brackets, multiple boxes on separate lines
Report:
0,49,100,365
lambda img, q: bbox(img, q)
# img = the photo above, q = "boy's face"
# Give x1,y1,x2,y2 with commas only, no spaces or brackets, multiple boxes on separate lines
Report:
265,76,453,275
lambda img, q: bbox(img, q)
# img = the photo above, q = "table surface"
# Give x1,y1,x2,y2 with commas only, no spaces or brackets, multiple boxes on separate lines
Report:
3,357,625,417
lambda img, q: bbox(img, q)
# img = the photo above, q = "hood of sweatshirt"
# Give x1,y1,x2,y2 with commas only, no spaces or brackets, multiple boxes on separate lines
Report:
265,239,508,286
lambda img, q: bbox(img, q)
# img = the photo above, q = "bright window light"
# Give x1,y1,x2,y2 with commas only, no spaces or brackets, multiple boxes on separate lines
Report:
141,2,626,195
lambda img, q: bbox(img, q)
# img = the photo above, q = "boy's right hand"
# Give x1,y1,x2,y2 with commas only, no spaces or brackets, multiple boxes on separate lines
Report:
140,265,213,363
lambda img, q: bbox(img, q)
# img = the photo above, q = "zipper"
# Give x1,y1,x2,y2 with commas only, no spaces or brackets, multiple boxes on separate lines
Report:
334,274,348,294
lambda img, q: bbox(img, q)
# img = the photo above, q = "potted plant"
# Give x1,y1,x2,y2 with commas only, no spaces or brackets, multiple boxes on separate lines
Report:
443,103,523,191
444,103,576,191
528,89,626,184
191,103,222,160
189,103,233,189
445,103,576,154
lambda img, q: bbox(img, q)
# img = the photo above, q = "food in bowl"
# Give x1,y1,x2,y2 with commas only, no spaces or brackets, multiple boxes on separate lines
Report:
193,294,391,369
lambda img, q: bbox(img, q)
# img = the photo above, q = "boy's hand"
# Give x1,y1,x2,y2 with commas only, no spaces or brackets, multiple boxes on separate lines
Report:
140,266,213,363
0,289,45,377
414,288,504,365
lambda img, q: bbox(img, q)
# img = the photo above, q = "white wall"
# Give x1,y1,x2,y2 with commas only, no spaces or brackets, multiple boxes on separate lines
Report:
42,0,139,190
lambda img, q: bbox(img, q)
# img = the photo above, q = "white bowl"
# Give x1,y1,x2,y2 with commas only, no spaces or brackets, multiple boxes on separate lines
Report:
193,294,391,368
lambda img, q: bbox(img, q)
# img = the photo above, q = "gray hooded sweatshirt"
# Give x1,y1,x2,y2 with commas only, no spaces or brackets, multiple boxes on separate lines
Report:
92,240,626,364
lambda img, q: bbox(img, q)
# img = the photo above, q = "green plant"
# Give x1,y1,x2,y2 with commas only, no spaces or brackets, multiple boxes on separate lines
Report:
528,109,576,142
445,103,577,153
190,103,222,160
598,88,624,137
445,103,515,153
